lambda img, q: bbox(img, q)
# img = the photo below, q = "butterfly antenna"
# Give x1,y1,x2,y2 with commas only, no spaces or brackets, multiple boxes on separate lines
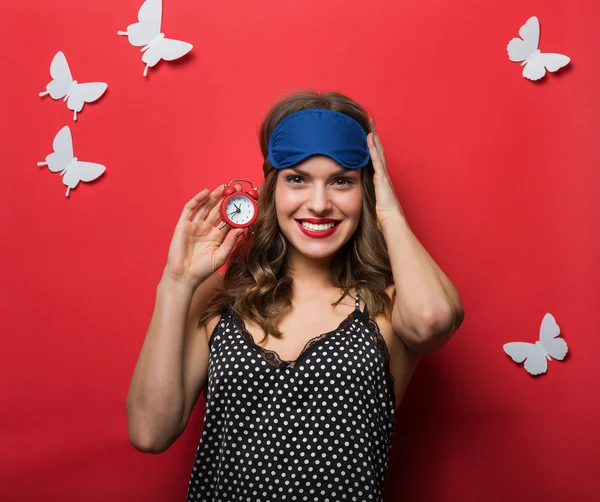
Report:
37,162,47,166
143,64,149,77
66,187,70,197
117,30,127,36
73,111,78,121
39,91,49,97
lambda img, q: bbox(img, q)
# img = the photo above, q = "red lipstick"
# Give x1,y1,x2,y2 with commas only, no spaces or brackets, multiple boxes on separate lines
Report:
295,219,340,239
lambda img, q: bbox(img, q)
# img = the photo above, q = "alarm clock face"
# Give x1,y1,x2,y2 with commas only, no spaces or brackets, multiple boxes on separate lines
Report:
225,194,256,225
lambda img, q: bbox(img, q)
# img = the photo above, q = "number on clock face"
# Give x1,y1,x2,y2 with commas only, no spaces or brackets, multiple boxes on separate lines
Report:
225,195,255,225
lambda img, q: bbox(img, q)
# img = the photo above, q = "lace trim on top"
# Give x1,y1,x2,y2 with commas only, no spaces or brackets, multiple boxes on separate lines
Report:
231,307,360,369
228,292,391,371
362,302,396,411
367,317,395,381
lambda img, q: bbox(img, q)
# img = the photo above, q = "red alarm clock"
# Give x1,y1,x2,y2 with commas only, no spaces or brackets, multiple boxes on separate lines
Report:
218,179,259,230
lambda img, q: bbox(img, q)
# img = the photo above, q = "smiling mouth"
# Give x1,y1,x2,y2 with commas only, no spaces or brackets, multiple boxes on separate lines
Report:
296,220,340,230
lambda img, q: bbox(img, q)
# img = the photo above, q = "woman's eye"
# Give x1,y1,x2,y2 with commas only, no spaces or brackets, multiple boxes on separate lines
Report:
284,176,354,186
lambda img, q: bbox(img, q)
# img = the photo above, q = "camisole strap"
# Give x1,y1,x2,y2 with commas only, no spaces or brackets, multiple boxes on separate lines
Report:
355,290,370,317
354,291,361,311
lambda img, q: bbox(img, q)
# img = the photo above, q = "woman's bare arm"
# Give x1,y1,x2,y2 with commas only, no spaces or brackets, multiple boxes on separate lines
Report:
126,269,224,453
178,270,225,436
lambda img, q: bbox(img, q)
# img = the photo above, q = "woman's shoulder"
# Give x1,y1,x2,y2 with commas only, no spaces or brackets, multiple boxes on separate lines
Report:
204,308,230,343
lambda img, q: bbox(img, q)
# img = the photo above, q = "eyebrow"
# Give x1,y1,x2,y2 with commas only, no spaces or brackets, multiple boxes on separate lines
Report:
287,166,357,177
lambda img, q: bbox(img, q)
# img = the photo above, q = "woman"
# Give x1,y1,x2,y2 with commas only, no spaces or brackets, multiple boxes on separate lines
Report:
127,90,464,501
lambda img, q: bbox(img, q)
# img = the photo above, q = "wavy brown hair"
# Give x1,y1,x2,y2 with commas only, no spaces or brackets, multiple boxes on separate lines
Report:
198,89,396,340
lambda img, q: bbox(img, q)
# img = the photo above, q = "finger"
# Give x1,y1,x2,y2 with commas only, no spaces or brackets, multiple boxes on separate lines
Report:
179,188,210,224
214,226,244,264
207,196,227,227
190,184,227,223
367,133,385,176
373,132,387,166
369,118,387,166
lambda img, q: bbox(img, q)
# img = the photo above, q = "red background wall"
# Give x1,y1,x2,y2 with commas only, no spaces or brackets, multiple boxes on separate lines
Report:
1,0,598,501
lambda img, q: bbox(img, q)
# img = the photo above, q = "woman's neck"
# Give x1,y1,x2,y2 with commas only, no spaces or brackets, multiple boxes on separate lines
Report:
286,247,334,288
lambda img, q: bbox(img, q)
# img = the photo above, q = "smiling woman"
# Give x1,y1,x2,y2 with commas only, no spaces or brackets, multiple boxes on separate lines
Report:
184,92,409,501
126,89,463,502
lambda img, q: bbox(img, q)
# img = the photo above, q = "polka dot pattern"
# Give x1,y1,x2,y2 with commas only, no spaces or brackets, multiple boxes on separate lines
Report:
187,292,396,501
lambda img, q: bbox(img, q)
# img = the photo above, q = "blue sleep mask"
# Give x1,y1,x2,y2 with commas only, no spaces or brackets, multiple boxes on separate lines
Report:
265,109,370,177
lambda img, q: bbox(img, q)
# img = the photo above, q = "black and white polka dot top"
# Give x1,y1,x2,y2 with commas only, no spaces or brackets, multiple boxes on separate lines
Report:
187,292,396,502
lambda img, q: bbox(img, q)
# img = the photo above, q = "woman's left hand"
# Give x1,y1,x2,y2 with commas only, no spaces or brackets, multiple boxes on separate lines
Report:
367,119,404,224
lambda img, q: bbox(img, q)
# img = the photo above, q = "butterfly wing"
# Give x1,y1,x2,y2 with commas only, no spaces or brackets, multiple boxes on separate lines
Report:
43,126,74,173
507,16,540,62
503,342,548,375
142,38,193,67
121,0,162,46
67,82,108,113
522,53,570,81
539,313,568,361
522,55,547,81
45,51,74,99
539,53,570,72
62,161,106,192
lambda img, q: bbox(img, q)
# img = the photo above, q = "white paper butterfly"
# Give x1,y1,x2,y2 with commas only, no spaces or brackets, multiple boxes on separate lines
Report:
37,126,106,197
503,313,568,376
118,0,193,76
507,16,570,81
39,51,108,121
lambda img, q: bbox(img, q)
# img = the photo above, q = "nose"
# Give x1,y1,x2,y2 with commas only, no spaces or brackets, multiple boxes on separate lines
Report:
305,183,332,214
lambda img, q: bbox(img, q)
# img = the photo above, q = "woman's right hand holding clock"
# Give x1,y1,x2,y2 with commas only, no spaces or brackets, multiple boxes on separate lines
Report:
164,184,244,288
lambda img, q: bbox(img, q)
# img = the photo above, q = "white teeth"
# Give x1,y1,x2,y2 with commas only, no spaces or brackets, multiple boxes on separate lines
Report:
300,221,336,231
